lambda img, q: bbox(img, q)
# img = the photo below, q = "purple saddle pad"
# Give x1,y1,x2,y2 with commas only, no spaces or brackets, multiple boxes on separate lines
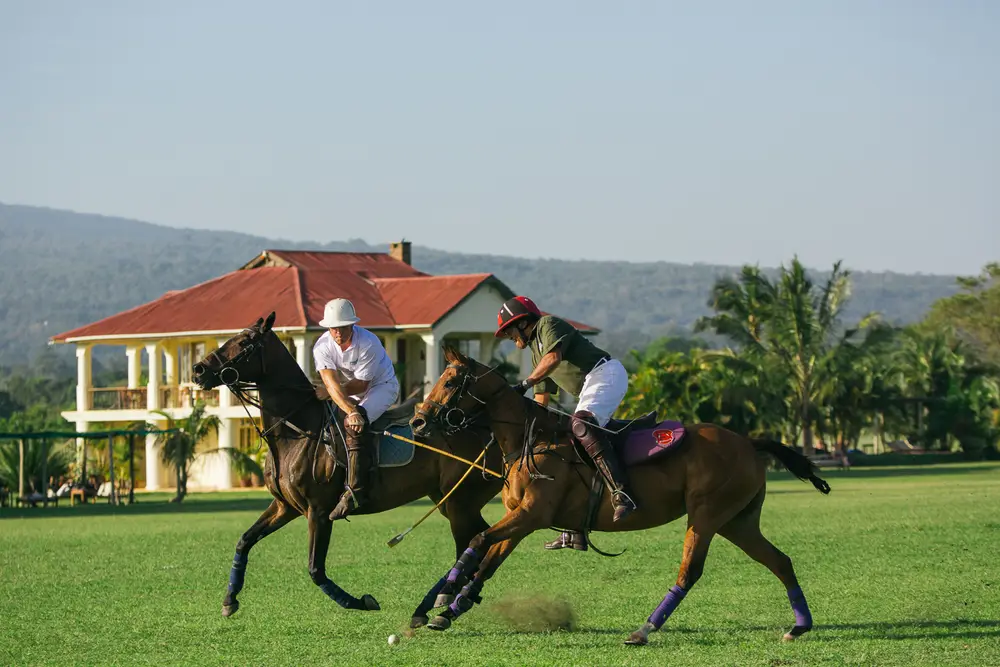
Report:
619,420,687,466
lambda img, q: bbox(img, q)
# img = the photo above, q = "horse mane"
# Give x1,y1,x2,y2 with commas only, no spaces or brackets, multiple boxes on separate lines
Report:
261,329,320,397
451,347,570,435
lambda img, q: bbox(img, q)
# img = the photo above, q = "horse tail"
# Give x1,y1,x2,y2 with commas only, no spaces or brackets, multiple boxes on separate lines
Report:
752,439,831,495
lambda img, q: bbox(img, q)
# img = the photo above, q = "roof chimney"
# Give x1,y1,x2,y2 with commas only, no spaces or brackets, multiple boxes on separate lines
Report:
389,240,411,265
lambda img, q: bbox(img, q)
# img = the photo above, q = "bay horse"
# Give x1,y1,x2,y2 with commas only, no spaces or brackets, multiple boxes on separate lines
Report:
407,346,831,645
192,313,503,626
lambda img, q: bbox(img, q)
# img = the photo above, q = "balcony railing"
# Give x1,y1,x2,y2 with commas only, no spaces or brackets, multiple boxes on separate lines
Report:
90,388,147,410
87,386,222,410
162,386,221,408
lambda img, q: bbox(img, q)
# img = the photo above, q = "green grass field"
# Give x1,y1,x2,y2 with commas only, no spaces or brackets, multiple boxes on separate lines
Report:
2,463,999,666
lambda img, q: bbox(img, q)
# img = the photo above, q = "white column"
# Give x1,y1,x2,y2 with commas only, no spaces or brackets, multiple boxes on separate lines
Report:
145,432,162,491
384,333,399,363
421,332,440,395
293,334,311,376
76,345,92,411
477,333,496,364
126,345,141,389
74,419,89,474
146,343,161,411
215,417,236,490
163,342,178,386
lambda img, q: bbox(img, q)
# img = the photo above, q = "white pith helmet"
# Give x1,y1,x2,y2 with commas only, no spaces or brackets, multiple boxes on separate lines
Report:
318,298,360,328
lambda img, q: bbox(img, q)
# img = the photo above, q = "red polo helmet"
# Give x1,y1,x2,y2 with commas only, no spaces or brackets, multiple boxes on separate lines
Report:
495,296,542,338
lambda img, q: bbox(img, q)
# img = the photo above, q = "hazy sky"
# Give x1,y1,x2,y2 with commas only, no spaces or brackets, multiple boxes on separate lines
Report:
2,1,997,274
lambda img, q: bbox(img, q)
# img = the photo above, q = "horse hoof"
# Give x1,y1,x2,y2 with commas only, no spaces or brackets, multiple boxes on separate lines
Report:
221,601,240,618
427,615,452,631
782,625,811,642
410,615,428,629
434,593,455,608
361,594,381,611
624,632,648,646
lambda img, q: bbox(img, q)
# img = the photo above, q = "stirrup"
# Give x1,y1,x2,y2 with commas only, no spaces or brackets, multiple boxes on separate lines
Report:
543,531,588,552
610,490,637,522
329,487,361,521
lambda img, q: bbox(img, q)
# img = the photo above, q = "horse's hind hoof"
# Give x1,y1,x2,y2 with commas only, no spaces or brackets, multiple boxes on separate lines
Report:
221,601,240,618
434,593,455,608
427,615,452,631
361,594,381,611
624,631,648,646
782,625,811,642
410,615,428,629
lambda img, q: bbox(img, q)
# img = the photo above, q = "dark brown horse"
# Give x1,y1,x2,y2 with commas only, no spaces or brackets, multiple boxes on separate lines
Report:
408,347,831,645
193,313,503,626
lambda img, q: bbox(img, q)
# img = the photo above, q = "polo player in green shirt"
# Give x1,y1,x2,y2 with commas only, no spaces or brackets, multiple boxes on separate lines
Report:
495,296,638,552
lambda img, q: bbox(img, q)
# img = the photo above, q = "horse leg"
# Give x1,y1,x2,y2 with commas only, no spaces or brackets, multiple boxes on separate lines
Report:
626,523,716,646
410,496,490,628
427,536,522,631
223,498,298,617
718,492,813,641
307,507,380,611
425,503,546,631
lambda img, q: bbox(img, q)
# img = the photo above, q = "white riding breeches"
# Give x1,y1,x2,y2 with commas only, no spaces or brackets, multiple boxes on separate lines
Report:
574,358,628,427
357,377,400,423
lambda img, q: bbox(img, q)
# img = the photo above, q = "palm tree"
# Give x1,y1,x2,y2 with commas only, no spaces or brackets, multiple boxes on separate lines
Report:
698,257,870,456
150,402,221,502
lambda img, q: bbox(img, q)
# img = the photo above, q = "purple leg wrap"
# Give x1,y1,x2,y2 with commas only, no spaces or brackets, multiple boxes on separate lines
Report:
787,586,812,628
448,579,482,617
446,548,478,583
648,585,687,629
227,552,247,595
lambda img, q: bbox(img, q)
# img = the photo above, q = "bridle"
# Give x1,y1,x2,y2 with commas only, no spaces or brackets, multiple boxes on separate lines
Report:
196,327,316,442
414,362,508,436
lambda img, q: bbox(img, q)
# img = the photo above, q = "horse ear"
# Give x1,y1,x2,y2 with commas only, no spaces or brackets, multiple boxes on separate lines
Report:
263,311,276,332
442,344,464,364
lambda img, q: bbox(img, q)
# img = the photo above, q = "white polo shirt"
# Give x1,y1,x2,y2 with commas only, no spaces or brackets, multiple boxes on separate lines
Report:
312,326,397,399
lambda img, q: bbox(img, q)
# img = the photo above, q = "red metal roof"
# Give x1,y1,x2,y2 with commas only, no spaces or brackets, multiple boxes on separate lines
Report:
51,250,599,342
375,274,502,326
248,250,428,277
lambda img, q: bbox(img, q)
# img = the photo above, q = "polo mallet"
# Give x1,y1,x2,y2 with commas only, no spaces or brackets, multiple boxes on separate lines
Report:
382,431,503,479
386,445,489,548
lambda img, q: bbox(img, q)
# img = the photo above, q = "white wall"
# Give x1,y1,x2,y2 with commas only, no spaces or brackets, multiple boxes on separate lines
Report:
434,283,509,337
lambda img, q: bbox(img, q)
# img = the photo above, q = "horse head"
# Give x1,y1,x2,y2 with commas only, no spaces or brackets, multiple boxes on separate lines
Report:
193,311,278,390
410,344,509,438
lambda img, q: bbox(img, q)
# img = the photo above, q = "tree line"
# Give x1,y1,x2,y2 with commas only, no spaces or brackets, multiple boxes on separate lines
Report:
618,260,1000,459
2,258,997,500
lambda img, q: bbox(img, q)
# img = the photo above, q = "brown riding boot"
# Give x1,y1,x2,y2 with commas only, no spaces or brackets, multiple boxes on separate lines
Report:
543,531,589,551
591,450,637,522
571,411,638,523
329,427,374,521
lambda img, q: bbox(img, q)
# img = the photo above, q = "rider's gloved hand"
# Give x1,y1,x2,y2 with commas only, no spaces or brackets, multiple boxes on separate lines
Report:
511,379,531,395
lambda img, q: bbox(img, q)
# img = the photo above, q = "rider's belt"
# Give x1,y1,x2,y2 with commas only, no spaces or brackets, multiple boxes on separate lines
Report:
590,356,612,372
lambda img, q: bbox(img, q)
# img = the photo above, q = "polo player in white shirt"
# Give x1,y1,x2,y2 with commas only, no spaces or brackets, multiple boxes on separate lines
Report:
313,298,400,520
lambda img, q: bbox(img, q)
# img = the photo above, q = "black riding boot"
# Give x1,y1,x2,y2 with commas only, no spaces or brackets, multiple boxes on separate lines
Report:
571,411,638,522
329,420,374,521
543,530,589,551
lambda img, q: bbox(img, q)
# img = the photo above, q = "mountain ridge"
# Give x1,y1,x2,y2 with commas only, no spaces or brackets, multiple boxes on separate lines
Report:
0,202,961,368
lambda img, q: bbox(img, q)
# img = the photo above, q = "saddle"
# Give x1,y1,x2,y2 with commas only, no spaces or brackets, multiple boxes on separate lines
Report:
604,411,658,448
321,396,421,468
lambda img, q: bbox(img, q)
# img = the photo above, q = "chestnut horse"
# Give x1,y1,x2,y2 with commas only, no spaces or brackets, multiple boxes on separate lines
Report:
193,314,503,626
408,347,831,645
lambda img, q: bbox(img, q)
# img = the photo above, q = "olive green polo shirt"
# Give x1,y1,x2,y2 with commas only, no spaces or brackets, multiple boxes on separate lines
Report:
529,315,609,398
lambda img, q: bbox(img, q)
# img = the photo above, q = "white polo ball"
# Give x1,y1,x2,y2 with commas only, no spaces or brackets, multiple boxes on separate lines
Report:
387,634,399,646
